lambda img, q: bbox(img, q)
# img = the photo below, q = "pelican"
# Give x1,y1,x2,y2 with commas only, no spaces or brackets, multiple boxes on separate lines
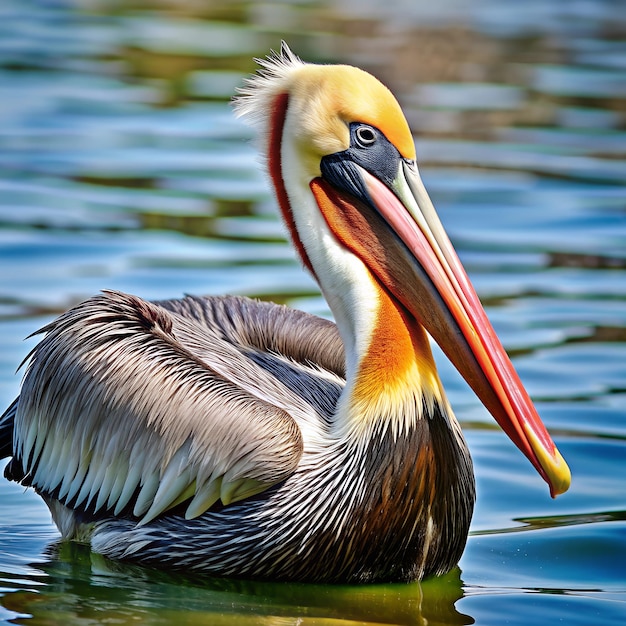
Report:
0,44,570,584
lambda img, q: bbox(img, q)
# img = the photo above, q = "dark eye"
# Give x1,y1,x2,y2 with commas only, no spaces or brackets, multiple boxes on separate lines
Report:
355,125,376,147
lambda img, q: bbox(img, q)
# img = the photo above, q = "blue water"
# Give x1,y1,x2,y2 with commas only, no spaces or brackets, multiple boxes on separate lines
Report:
1,1,625,624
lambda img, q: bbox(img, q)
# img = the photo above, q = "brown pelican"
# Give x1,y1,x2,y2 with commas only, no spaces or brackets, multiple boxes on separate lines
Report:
0,44,570,584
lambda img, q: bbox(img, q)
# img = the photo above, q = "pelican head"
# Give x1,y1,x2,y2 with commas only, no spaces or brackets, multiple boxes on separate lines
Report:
236,43,570,497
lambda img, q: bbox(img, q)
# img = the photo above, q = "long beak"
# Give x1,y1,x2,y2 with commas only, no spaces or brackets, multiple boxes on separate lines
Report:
362,161,570,496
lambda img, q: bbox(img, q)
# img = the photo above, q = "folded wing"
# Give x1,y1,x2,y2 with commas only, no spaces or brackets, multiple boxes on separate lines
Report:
10,291,313,526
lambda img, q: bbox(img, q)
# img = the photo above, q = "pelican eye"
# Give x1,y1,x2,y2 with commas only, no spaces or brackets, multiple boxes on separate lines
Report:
355,125,377,147
321,122,401,196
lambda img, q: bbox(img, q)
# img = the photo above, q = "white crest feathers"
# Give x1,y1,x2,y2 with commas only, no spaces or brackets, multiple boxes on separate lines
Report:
232,41,304,130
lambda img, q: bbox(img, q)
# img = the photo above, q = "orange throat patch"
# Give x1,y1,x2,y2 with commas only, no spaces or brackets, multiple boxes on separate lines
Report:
351,284,445,420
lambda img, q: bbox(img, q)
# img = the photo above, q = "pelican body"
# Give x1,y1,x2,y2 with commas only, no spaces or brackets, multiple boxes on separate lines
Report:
0,45,570,583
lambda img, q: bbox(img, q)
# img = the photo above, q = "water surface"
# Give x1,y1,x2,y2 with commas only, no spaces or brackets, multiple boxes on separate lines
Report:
0,1,625,624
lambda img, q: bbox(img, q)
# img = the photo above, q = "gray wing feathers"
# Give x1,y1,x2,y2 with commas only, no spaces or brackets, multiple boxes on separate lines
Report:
156,294,345,378
13,291,322,526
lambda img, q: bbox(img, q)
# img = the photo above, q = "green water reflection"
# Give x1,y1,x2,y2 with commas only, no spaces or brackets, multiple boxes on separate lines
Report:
3,544,472,626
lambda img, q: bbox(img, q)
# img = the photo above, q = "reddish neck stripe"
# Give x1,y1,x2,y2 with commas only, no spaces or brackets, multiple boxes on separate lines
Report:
268,92,316,277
